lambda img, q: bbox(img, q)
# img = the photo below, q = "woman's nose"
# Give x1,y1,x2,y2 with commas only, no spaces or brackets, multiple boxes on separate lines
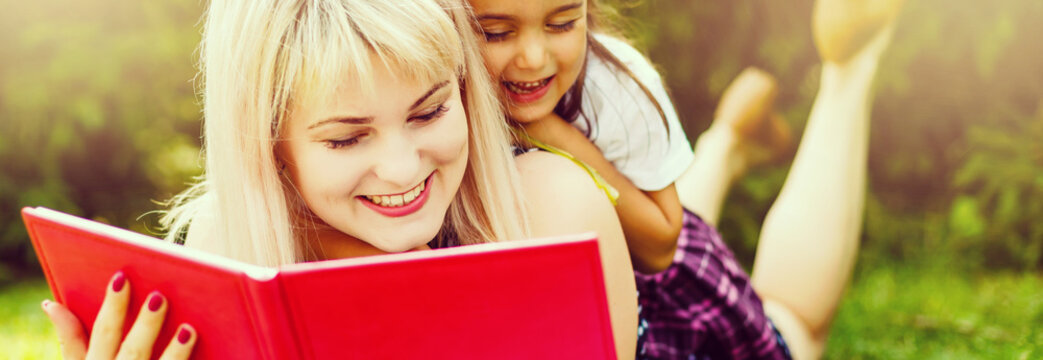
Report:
372,133,422,188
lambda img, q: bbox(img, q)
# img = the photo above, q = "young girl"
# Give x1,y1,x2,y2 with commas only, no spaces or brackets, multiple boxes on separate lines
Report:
40,0,640,358
467,0,905,358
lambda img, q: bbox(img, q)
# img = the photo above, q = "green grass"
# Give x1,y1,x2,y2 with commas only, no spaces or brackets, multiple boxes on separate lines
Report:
0,280,60,360
2,260,1041,359
825,259,1043,359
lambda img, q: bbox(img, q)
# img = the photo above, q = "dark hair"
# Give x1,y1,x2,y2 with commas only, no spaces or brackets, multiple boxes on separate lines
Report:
554,0,672,137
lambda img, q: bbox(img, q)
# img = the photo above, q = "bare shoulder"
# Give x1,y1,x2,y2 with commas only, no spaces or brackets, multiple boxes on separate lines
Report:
514,151,612,208
514,150,618,236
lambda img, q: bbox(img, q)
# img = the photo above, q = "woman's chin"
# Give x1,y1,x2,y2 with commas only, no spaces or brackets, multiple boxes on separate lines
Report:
366,231,438,254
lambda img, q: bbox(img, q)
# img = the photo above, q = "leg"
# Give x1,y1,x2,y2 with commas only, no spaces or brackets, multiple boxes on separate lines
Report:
677,68,791,226
750,13,901,359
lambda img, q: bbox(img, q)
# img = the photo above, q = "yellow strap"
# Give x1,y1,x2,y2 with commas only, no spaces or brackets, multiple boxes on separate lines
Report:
517,132,620,206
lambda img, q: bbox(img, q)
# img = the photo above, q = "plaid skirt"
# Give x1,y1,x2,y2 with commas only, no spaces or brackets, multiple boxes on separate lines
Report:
635,209,791,360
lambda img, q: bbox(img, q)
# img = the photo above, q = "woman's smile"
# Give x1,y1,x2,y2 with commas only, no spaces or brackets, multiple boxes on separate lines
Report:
358,173,434,217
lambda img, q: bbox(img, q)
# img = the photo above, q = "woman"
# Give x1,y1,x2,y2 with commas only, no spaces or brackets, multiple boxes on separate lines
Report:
41,0,639,358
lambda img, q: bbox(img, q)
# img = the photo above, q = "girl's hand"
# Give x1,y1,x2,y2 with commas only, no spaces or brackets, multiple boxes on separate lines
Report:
41,272,197,360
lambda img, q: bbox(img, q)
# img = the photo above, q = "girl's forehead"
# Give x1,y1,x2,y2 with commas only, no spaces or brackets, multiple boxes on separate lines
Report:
470,0,586,16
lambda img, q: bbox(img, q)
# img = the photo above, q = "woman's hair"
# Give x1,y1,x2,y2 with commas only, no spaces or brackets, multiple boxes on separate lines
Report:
554,0,671,135
160,0,530,266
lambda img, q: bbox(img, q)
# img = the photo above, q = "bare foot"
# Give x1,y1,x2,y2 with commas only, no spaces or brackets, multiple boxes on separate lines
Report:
813,0,905,64
711,67,793,177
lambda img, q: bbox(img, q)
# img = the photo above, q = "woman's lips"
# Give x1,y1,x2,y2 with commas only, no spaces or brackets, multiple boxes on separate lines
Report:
358,175,433,218
503,75,554,104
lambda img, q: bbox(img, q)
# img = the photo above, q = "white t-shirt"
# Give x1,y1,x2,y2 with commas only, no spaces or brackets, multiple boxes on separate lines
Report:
570,33,694,191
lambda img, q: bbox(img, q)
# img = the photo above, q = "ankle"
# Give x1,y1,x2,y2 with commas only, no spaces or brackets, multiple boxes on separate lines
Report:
697,125,748,182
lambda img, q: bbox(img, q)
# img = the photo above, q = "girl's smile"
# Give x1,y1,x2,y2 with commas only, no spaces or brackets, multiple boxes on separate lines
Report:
503,75,556,104
471,0,588,123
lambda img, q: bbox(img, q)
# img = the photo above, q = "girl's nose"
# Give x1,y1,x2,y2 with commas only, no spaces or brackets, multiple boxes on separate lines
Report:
514,34,548,71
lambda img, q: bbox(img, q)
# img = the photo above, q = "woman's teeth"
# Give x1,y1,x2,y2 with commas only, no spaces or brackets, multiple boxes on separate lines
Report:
505,77,551,94
364,181,426,207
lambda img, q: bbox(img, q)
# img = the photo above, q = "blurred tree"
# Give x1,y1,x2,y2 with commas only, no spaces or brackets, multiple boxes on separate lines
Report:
0,0,204,281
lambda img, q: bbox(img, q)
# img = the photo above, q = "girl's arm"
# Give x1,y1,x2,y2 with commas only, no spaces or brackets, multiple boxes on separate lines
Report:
515,150,638,360
521,115,683,274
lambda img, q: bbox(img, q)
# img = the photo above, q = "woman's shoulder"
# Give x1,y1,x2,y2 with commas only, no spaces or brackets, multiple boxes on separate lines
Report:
514,151,603,198
513,151,617,228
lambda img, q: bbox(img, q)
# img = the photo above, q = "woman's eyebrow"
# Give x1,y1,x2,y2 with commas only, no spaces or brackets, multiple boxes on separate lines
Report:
308,81,450,130
308,115,372,130
410,81,450,110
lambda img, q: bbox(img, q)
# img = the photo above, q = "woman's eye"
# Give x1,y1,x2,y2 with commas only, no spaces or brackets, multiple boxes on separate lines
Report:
325,134,365,150
547,20,577,33
411,104,449,123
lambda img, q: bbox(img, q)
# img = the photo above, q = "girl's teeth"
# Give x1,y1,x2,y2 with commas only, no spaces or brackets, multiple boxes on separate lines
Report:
506,78,549,94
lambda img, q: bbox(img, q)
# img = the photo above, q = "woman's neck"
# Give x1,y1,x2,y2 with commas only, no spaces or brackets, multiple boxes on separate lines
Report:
305,226,432,261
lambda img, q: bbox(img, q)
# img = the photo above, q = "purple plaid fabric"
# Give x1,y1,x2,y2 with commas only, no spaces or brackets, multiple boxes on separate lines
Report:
634,209,791,360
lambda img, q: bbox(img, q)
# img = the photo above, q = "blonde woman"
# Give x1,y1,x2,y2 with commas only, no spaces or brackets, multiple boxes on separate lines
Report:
40,0,639,358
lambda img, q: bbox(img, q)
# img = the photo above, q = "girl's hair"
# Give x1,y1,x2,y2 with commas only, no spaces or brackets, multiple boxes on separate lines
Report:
160,0,530,266
554,0,671,135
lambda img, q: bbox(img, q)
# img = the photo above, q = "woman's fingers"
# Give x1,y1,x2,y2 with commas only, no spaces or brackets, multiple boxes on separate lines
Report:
115,291,168,360
86,271,131,360
42,299,88,360
158,324,197,360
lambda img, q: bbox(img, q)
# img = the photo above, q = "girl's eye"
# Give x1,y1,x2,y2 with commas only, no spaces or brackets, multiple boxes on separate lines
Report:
411,104,449,124
547,19,577,33
325,133,366,150
482,30,510,42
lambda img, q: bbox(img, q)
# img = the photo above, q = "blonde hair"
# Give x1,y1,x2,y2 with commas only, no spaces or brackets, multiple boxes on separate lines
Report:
161,0,529,266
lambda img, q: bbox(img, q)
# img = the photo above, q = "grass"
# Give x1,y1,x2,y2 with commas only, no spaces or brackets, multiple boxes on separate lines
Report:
0,280,60,359
825,258,1043,359
1,260,1040,359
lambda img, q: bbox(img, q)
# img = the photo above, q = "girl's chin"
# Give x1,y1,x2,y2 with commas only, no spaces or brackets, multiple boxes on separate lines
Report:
508,105,554,124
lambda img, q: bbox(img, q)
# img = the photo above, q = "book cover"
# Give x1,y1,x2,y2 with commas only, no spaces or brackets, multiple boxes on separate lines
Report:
23,207,617,359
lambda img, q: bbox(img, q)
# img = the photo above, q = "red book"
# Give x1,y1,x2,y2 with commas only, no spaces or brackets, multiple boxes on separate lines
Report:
23,207,617,359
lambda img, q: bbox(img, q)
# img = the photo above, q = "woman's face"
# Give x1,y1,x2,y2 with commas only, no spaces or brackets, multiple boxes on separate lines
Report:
278,63,469,254
470,0,588,123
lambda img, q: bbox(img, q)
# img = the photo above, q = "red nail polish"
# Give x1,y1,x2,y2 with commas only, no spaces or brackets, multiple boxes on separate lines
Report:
177,327,192,344
41,299,50,310
111,272,126,292
147,292,164,311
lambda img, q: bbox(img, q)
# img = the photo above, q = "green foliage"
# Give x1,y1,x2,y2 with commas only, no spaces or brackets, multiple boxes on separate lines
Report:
0,0,204,281
617,0,1043,271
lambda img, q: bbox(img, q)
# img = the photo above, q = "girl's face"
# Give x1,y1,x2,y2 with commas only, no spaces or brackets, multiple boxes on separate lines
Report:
278,63,469,255
470,0,588,123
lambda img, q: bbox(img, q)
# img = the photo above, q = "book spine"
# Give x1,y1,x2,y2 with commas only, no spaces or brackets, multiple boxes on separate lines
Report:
22,210,60,303
242,274,302,359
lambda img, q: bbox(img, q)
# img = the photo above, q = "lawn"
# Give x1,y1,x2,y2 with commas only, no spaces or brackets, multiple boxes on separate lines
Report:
2,259,1040,359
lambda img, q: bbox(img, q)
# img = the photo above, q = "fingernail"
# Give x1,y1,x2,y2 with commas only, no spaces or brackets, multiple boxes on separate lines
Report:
41,299,50,311
148,291,164,312
177,326,192,344
111,272,126,292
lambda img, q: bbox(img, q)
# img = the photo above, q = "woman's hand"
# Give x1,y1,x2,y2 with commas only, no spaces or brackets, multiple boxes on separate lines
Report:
41,272,197,360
